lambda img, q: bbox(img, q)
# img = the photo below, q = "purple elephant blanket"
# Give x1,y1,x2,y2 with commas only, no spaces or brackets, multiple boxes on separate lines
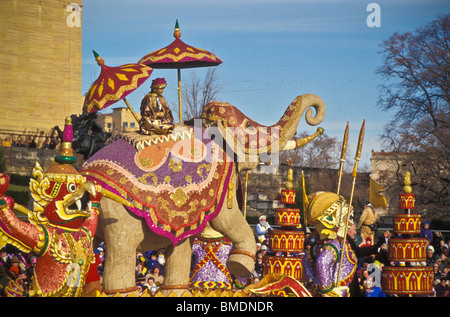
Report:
81,125,234,246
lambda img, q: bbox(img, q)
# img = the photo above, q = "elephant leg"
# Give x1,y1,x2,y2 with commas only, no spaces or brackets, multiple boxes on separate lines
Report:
99,198,145,294
161,237,193,296
210,203,256,279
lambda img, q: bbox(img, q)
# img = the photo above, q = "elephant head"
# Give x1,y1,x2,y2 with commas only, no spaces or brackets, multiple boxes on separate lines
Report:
200,94,326,169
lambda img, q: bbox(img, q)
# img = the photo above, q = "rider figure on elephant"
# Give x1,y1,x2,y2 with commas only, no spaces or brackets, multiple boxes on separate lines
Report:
139,78,175,135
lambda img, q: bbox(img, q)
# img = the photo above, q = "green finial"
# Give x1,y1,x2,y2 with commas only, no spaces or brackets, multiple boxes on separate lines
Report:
173,20,181,39
92,50,104,66
92,50,100,59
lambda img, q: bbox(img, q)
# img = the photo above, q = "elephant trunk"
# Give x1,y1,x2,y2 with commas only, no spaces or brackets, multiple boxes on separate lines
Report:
273,94,326,152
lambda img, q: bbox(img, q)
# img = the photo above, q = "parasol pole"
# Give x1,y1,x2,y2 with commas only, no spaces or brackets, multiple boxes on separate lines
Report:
243,171,249,219
178,68,182,124
122,98,140,125
337,122,349,195
336,119,365,286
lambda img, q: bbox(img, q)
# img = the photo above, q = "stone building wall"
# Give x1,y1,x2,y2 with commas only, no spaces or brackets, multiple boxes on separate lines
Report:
240,163,370,219
0,0,83,134
1,146,83,176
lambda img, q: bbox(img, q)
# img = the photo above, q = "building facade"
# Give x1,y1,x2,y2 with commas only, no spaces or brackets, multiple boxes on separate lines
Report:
370,150,409,216
0,0,83,135
241,163,370,221
96,107,139,133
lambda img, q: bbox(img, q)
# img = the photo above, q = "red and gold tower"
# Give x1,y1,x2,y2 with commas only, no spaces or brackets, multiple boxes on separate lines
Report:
263,168,306,287
381,172,434,296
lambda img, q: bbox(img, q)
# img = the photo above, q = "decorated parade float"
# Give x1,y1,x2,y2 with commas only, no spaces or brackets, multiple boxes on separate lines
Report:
1,20,431,299
380,172,434,296
0,21,326,297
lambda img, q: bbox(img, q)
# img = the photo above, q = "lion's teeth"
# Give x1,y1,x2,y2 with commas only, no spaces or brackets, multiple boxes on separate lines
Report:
87,200,92,211
76,200,82,210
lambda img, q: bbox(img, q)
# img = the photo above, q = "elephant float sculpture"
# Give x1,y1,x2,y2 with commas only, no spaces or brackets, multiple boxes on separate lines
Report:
80,94,326,295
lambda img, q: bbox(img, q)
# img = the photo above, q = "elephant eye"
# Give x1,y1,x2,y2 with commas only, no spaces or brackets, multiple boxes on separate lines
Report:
245,120,255,132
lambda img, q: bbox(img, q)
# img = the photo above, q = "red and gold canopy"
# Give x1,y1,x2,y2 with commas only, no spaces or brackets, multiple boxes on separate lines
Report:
138,20,222,123
138,21,222,69
82,51,153,114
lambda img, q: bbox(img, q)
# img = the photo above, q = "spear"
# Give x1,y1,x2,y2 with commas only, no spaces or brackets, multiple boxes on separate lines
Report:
349,119,365,206
335,122,349,269
337,122,349,195
336,119,365,286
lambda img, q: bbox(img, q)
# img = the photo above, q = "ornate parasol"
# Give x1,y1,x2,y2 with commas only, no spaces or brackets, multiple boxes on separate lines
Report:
83,50,153,123
138,20,222,123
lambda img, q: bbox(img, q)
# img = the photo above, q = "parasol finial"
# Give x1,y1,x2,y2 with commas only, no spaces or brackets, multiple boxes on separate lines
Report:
92,49,104,67
174,19,181,39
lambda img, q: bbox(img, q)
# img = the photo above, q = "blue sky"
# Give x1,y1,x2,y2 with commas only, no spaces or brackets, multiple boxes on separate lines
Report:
81,0,449,168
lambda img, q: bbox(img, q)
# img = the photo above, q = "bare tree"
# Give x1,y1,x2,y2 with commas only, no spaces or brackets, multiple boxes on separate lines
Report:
182,68,222,121
279,132,341,169
376,14,450,215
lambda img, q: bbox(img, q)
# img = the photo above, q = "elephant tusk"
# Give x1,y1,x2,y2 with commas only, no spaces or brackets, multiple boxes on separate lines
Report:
100,188,135,208
282,127,324,151
282,140,298,151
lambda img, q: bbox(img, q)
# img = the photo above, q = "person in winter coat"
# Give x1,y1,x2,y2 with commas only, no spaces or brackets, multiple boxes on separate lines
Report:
255,215,273,243
357,203,377,242
364,277,386,297
421,221,433,243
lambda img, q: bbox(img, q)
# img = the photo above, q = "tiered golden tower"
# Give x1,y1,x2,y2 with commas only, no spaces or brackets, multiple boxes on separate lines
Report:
381,172,434,295
263,169,306,286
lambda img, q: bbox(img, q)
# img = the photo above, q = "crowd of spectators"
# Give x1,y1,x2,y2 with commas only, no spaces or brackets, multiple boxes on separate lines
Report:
1,129,60,150
0,246,36,296
1,218,449,297
134,249,166,296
